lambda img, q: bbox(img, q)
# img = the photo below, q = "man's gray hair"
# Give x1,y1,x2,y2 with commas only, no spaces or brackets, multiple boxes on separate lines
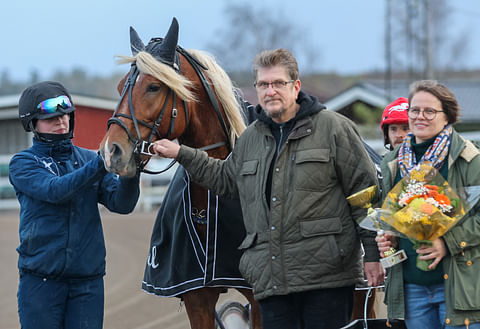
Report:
253,48,299,82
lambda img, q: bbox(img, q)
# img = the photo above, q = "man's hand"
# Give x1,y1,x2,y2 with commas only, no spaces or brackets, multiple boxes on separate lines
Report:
153,139,180,158
364,262,384,287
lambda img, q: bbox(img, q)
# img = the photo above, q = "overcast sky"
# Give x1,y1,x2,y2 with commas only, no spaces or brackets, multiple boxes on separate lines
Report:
2,0,480,81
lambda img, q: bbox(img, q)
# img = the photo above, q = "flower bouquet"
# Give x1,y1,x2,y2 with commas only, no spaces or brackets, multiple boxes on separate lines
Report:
380,163,468,271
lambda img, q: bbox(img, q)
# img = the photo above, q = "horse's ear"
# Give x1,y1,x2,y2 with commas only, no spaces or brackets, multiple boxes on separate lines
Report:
130,26,145,56
150,17,178,66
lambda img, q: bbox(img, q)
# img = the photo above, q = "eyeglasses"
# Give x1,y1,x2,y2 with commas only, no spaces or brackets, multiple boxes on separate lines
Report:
254,80,295,91
37,95,72,114
408,107,444,121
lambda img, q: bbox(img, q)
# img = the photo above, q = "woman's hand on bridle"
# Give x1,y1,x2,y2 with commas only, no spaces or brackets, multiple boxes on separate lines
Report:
153,139,180,159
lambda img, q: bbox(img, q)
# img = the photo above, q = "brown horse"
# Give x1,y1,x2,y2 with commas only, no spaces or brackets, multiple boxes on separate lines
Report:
99,18,261,329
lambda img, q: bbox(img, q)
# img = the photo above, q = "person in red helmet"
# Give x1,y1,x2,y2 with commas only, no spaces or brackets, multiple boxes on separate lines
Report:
381,97,410,150
351,98,410,322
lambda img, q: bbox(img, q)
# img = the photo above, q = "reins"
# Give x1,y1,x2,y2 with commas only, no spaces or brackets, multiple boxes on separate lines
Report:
107,47,231,175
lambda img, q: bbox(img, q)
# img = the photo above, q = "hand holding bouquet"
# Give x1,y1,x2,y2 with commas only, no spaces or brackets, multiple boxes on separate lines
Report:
381,164,467,271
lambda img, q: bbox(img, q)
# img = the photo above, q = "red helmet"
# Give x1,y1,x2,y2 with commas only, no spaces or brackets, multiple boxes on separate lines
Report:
380,97,409,130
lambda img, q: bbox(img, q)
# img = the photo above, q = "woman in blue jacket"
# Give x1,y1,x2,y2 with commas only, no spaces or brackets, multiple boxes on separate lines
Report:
9,81,140,329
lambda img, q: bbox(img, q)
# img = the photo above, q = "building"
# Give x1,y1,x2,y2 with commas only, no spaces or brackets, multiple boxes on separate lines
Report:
324,80,480,152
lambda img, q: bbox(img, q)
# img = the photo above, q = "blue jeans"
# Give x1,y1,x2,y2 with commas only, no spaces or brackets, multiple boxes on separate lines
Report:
258,286,354,329
404,283,446,329
18,273,104,329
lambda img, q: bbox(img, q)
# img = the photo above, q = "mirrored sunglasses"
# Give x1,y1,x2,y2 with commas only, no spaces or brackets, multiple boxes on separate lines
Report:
37,95,72,114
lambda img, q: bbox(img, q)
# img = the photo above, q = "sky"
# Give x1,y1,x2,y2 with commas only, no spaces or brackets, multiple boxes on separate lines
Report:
2,0,480,81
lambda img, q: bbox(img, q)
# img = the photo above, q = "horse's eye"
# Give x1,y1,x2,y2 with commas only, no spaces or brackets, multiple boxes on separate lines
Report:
146,84,161,93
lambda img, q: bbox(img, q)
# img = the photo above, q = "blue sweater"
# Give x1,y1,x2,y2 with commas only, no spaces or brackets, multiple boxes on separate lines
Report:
9,138,140,279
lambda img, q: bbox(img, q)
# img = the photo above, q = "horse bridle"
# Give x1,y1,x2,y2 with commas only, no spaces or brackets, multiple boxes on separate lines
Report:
106,46,231,174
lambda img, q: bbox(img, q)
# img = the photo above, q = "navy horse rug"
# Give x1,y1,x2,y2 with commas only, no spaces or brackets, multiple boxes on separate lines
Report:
142,166,251,297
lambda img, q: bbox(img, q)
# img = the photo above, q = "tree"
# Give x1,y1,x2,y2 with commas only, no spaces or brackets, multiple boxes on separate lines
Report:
206,3,320,74
385,0,471,80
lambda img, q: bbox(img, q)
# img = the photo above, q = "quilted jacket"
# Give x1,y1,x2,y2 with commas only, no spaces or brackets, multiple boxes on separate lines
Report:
176,91,379,300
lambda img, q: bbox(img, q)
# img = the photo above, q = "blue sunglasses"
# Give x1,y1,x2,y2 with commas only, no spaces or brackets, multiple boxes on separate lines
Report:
37,95,72,114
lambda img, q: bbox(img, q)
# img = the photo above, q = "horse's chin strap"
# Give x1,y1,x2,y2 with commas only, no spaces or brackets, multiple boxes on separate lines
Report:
140,141,226,175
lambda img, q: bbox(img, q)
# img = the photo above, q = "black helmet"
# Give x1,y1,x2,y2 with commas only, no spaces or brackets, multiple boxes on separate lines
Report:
18,81,76,136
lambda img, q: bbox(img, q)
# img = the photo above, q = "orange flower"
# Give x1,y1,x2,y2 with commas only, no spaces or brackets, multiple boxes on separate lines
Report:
425,184,439,191
434,194,451,205
406,195,420,204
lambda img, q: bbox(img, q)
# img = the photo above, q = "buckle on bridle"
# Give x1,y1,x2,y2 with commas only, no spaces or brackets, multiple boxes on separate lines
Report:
140,140,156,156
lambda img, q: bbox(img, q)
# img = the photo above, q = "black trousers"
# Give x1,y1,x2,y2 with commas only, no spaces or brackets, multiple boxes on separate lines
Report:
258,285,354,329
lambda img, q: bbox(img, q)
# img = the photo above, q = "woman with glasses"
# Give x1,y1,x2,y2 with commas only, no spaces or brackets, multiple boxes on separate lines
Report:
9,81,140,329
376,80,480,328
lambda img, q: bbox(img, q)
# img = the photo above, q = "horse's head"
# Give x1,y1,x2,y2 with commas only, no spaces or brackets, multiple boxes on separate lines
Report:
100,18,247,177
99,18,195,177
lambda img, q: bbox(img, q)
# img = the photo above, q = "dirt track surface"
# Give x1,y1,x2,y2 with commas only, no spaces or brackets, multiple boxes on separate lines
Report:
0,209,247,329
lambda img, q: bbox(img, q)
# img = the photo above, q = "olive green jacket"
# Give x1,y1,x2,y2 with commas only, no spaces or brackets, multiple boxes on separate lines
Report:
381,130,480,326
176,106,379,300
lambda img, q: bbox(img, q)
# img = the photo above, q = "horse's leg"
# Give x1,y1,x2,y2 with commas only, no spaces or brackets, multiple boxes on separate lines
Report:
237,288,262,329
183,287,222,329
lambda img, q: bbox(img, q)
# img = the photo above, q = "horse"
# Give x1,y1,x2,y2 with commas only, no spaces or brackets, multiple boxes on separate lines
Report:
99,18,262,329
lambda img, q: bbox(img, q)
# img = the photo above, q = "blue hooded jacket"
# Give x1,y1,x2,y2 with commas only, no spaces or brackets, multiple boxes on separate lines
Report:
9,138,140,279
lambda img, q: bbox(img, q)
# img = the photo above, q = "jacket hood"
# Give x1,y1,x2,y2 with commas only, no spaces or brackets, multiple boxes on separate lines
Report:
255,90,326,127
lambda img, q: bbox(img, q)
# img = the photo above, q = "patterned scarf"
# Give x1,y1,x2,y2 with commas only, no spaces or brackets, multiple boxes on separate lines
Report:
398,125,453,177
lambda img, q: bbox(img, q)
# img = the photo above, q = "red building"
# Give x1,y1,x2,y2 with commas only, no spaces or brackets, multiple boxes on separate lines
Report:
71,95,117,150
0,94,117,154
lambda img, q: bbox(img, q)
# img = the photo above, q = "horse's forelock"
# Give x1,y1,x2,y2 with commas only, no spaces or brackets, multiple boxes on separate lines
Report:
136,51,197,102
116,52,196,103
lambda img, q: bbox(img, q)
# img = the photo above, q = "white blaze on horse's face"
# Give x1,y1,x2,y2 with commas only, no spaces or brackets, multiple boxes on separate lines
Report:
103,137,112,168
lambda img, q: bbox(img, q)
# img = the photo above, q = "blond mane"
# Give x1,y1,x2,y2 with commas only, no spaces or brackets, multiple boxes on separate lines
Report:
116,50,246,146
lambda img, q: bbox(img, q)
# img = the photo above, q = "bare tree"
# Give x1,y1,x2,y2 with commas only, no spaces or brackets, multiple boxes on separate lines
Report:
206,3,320,74
385,0,471,79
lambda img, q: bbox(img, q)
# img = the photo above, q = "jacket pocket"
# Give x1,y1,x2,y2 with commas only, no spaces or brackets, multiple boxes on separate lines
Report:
238,233,268,288
451,250,480,310
299,217,342,237
19,221,37,256
294,149,333,191
239,160,259,203
298,217,342,265
238,233,257,250
240,160,258,175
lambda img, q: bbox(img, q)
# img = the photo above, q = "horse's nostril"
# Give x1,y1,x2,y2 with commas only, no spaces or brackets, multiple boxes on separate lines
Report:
111,143,119,155
110,143,124,164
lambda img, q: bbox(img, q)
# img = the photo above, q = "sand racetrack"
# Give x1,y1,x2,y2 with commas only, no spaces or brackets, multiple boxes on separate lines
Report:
0,209,247,329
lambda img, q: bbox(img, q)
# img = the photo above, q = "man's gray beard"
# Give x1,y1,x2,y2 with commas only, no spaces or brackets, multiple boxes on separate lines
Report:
264,107,286,120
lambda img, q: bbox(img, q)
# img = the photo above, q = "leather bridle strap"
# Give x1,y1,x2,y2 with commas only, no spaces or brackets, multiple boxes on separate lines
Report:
177,46,232,152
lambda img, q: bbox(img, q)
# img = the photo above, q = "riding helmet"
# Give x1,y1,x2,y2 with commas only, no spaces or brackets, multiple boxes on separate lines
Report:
18,81,76,136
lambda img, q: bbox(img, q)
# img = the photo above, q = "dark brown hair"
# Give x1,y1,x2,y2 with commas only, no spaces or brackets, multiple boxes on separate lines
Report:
408,80,459,124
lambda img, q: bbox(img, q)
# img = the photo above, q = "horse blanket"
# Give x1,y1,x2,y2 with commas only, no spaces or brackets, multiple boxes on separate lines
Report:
142,166,251,297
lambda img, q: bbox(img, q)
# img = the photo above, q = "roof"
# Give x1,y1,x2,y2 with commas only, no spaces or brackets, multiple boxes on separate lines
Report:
325,79,480,122
323,82,388,111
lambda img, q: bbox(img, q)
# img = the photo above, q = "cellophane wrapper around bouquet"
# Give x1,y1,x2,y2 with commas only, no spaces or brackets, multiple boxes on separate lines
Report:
380,164,469,271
